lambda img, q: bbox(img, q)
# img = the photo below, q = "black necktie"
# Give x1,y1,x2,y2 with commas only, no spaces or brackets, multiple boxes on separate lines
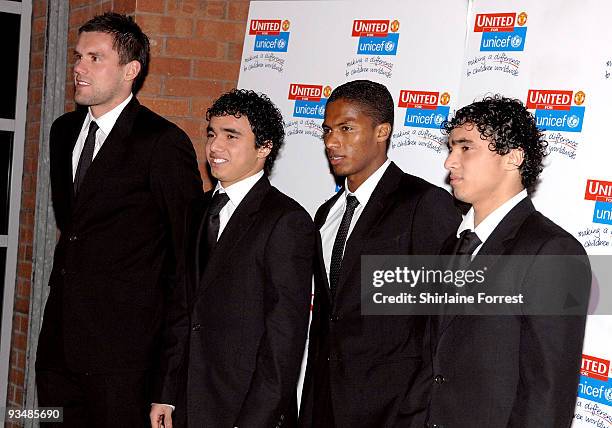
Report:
74,120,99,193
451,229,482,270
206,191,230,254
455,230,482,255
329,195,360,298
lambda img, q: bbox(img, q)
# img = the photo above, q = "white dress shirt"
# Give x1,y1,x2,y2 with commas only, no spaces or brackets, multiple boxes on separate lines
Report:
72,93,133,180
212,170,264,240
320,159,391,278
457,189,528,257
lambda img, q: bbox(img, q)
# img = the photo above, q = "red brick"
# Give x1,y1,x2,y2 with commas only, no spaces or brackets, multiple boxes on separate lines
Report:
191,96,215,117
138,15,193,37
150,57,191,76
206,1,227,18
70,7,96,27
194,60,240,81
165,77,225,98
166,38,222,58
12,332,27,352
148,36,163,57
31,52,44,70
33,0,47,18
166,0,200,16
139,74,163,96
173,118,205,141
137,0,165,13
196,20,245,43
114,0,136,14
228,1,250,21
33,17,47,35
227,42,244,61
139,97,190,117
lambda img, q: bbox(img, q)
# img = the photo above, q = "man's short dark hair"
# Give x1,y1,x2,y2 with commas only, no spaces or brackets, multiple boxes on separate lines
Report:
79,12,150,93
442,95,548,189
206,89,285,175
327,80,394,145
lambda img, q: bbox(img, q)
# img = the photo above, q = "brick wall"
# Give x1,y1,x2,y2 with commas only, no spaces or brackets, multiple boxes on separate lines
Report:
5,0,48,420
6,0,249,421
135,0,250,187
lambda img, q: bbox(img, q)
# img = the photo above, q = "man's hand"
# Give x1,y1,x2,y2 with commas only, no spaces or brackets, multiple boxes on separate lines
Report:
150,404,173,428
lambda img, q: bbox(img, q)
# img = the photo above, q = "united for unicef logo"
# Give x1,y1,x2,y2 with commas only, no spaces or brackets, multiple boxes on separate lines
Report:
510,34,523,48
567,115,580,129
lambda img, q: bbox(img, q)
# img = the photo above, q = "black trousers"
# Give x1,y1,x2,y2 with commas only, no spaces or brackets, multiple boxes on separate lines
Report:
36,368,150,428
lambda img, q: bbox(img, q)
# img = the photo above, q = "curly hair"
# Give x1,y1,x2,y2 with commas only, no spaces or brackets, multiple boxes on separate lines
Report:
206,89,285,175
79,13,150,93
327,80,394,146
442,95,548,189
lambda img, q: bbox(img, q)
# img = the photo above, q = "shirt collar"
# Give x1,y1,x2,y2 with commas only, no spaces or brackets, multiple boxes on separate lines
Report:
457,189,528,242
214,170,264,207
87,93,133,136
343,158,391,205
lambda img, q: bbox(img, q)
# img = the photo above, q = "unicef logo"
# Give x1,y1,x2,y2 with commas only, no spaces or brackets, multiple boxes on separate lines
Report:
277,38,287,49
567,115,580,129
605,387,612,402
318,105,325,116
510,35,523,48
434,114,446,125
384,41,395,52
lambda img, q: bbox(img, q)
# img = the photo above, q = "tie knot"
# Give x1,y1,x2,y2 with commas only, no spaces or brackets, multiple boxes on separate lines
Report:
456,230,481,256
345,194,359,212
88,120,99,134
208,192,230,216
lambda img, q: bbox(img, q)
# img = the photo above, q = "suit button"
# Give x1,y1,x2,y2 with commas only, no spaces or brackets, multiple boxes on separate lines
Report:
68,235,78,241
434,374,446,384
60,268,66,276
330,315,340,322
192,323,201,331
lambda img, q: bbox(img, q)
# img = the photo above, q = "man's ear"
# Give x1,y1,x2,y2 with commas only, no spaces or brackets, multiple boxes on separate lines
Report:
376,122,392,145
124,60,141,83
505,148,525,170
257,141,273,159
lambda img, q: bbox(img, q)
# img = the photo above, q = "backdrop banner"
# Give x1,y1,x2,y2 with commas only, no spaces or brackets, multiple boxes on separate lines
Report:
238,1,612,425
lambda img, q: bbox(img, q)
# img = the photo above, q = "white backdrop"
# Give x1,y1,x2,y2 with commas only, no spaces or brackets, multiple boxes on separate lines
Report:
238,1,612,425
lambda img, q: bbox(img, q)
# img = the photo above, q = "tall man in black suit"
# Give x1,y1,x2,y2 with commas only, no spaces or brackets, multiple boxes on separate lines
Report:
35,13,203,427
150,89,316,428
298,80,461,428
425,96,590,427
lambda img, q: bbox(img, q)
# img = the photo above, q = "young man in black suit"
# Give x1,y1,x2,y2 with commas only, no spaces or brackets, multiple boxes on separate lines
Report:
35,12,203,427
425,96,590,427
298,80,461,428
151,89,316,428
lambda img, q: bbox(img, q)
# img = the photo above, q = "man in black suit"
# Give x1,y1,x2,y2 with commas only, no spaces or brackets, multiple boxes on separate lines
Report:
35,13,203,427
425,96,590,427
298,80,461,428
150,89,316,428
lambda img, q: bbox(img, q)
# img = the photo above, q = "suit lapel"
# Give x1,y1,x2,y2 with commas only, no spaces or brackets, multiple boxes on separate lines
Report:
72,97,139,214
333,163,403,303
314,191,343,303
438,197,536,337
62,109,88,212
198,177,271,295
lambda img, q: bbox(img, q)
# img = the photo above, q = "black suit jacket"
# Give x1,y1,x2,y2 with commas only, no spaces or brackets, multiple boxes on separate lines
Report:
36,97,204,373
426,198,590,428
299,162,461,428
156,176,316,428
